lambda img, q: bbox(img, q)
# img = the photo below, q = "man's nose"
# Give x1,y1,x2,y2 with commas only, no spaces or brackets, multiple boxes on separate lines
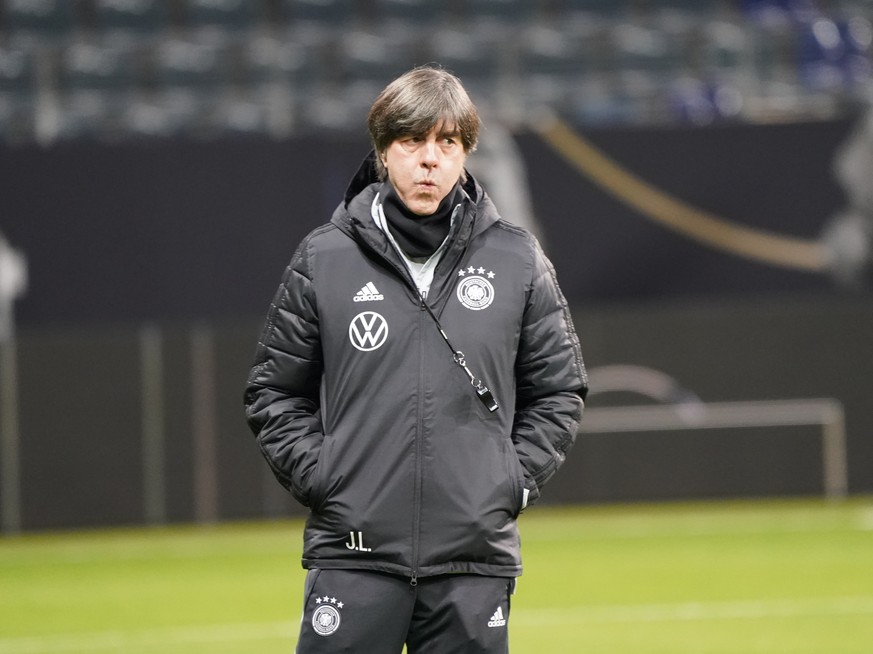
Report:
421,140,439,167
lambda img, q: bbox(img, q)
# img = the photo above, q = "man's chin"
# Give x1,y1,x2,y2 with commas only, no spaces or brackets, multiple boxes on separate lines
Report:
408,197,440,216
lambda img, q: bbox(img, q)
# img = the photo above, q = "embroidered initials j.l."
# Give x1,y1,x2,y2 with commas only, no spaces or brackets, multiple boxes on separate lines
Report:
344,531,372,552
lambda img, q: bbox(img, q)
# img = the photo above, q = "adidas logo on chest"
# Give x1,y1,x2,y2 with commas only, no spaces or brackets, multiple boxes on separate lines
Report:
354,282,384,302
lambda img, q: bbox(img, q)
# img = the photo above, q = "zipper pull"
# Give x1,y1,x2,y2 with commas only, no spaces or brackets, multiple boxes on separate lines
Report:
410,572,418,587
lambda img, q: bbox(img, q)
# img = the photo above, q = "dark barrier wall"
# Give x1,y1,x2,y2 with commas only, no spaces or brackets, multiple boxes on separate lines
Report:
516,119,853,300
555,296,873,504
0,117,861,326
1,134,369,326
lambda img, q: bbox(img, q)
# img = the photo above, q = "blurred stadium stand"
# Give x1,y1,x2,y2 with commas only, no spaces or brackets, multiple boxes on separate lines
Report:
0,0,870,143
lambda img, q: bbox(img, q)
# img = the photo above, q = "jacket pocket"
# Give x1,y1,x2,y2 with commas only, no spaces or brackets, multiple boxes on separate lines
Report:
307,433,336,512
502,438,526,518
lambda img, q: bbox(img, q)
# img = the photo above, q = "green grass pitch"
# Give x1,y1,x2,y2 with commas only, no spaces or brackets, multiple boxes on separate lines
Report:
1,497,872,653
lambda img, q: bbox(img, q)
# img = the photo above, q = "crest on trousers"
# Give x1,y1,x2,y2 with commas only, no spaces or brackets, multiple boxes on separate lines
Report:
312,596,344,637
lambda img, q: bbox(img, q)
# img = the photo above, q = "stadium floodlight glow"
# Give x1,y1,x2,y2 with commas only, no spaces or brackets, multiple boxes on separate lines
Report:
0,231,28,343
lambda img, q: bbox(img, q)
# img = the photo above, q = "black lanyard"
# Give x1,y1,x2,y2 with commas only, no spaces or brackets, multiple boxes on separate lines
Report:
420,298,499,413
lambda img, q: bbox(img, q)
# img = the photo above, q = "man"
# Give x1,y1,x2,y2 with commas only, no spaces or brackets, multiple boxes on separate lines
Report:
244,66,587,653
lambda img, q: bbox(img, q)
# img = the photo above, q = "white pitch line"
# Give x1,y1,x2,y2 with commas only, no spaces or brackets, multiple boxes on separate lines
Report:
521,507,873,543
0,621,293,654
2,597,872,653
513,596,873,626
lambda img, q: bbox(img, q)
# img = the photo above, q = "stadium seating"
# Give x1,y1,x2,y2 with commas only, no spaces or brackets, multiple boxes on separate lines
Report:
279,0,358,26
92,0,174,34
0,0,870,143
373,0,441,22
0,89,35,144
56,34,147,92
150,30,235,89
0,41,36,92
338,22,424,83
4,0,78,40
182,0,267,29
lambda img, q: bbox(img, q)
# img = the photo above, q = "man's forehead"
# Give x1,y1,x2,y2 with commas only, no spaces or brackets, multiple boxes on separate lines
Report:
433,120,460,135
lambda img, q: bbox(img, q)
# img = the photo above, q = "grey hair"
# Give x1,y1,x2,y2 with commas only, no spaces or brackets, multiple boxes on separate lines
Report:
367,66,481,181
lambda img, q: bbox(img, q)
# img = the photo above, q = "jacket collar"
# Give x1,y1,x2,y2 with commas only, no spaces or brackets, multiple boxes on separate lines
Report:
332,152,501,311
335,151,498,240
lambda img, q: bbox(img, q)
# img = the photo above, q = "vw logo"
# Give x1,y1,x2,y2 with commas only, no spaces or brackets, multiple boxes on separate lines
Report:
349,311,388,351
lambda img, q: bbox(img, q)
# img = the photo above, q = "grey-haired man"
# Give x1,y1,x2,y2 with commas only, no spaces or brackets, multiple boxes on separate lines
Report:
245,65,587,652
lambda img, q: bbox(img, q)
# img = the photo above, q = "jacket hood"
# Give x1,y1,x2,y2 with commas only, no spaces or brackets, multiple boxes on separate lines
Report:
335,151,500,239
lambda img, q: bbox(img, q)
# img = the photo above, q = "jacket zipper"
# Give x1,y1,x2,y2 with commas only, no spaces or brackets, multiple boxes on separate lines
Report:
350,210,474,585
411,296,427,586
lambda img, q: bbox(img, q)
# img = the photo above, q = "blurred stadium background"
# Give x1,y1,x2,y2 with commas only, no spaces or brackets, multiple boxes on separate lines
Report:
1,0,873,651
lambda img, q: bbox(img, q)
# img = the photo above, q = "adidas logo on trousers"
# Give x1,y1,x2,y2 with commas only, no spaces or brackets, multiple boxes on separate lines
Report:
487,606,506,628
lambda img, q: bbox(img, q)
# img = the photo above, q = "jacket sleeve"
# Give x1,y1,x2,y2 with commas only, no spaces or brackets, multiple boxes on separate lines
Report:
512,239,588,508
243,236,324,507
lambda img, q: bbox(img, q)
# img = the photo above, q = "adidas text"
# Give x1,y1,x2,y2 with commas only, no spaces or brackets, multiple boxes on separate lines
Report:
354,282,384,302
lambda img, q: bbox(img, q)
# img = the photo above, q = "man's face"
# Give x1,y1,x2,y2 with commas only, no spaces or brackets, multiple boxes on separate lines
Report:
380,122,467,216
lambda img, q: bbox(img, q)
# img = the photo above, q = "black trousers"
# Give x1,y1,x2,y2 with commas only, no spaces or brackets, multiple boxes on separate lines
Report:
295,569,514,653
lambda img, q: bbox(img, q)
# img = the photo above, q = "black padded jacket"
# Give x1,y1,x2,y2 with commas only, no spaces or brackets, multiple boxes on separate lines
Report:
244,155,587,581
